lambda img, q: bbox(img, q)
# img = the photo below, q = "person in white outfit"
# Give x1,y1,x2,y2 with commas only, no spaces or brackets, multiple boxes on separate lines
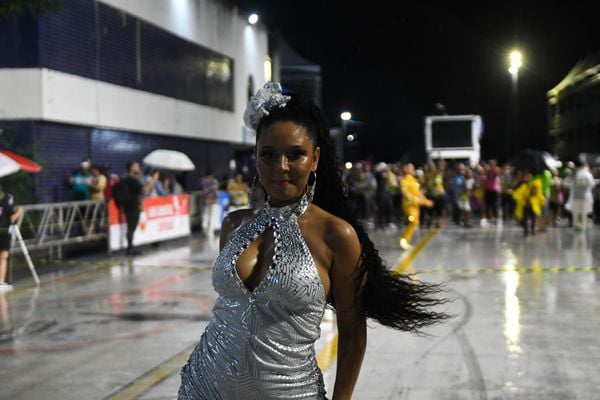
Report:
566,160,595,230
200,170,220,239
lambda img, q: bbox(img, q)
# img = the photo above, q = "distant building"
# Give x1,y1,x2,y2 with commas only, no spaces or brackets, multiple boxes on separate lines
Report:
270,31,322,107
547,53,600,161
0,0,270,202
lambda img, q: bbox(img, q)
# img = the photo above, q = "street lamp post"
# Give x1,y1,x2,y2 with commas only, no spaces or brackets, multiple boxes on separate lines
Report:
340,112,352,162
340,111,351,133
508,50,522,156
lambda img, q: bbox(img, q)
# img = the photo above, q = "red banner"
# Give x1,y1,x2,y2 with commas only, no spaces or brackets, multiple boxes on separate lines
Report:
108,194,190,251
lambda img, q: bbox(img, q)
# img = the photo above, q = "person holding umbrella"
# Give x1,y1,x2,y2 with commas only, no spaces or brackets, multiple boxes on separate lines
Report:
0,185,23,291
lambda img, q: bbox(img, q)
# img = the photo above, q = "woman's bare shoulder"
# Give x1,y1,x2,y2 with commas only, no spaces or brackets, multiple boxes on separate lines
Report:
224,208,254,226
220,208,255,247
308,205,359,252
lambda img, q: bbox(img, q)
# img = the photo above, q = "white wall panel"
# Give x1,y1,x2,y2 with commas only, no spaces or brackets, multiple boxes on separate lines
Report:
1,68,246,143
99,0,235,55
98,0,267,144
42,69,98,125
0,69,43,119
97,78,176,135
2,1,268,146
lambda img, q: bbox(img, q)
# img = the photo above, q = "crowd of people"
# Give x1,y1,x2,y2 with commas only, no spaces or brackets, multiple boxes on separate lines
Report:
341,157,600,242
116,154,600,248
65,157,256,252
67,157,184,203
63,150,600,253
66,158,188,255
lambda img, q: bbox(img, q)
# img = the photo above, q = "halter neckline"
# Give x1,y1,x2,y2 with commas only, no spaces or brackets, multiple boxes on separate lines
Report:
264,193,310,220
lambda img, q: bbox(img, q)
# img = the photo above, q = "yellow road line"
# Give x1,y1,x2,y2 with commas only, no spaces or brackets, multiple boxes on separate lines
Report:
105,344,195,400
415,265,600,274
316,333,339,372
316,228,441,372
393,227,440,274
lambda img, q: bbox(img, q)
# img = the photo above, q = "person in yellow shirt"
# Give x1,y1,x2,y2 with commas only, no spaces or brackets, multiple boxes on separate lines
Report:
399,163,433,250
89,165,108,201
512,170,545,236
226,173,250,212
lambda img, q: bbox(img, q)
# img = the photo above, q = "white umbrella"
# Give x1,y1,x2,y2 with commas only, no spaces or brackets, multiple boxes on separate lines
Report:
542,151,561,173
143,149,195,171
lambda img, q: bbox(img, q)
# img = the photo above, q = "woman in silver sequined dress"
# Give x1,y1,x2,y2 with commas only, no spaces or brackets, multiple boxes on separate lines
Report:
179,83,448,400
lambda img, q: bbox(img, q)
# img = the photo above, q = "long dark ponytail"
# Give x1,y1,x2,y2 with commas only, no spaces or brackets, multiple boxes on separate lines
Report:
257,94,448,332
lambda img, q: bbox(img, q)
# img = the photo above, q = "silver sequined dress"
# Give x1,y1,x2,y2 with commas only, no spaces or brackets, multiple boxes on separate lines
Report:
179,196,327,399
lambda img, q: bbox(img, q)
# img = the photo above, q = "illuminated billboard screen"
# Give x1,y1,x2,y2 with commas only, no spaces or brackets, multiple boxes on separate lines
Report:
431,120,473,148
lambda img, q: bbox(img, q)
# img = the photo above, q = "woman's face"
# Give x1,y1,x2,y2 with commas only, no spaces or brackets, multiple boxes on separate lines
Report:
256,121,320,206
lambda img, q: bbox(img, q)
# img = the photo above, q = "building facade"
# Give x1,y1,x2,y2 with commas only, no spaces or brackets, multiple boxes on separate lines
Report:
0,0,270,202
269,31,322,108
547,54,600,161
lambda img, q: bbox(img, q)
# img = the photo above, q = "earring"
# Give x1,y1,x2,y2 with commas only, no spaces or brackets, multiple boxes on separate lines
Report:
306,171,317,202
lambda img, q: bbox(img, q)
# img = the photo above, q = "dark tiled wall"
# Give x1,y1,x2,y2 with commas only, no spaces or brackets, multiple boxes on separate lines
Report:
0,0,234,111
1,121,232,203
38,0,97,79
0,13,38,66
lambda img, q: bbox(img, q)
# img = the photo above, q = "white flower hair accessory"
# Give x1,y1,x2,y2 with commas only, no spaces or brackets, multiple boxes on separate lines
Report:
243,81,291,131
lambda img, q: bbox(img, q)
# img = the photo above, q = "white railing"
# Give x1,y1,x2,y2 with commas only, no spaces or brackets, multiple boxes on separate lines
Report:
10,200,108,258
9,191,210,259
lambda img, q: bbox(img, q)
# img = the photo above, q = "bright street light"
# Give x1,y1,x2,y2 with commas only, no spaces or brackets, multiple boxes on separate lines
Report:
338,111,352,163
508,50,522,76
507,49,522,155
248,13,259,24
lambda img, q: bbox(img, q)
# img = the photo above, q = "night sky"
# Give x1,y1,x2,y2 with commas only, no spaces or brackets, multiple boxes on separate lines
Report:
234,1,600,164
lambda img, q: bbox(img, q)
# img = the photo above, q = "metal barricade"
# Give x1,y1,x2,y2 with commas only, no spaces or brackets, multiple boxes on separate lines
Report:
10,200,108,259
9,193,210,260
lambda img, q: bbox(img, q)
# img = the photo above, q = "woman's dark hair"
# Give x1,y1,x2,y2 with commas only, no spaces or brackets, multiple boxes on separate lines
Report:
257,94,448,332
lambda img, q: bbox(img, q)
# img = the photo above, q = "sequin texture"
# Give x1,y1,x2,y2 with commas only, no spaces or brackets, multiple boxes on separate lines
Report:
179,196,327,399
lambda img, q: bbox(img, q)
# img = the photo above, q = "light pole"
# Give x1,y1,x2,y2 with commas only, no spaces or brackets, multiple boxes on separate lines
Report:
340,112,352,162
508,50,522,156
340,111,352,133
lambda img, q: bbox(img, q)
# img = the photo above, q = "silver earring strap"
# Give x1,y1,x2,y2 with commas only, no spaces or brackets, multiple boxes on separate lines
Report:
306,171,316,203
250,175,267,208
